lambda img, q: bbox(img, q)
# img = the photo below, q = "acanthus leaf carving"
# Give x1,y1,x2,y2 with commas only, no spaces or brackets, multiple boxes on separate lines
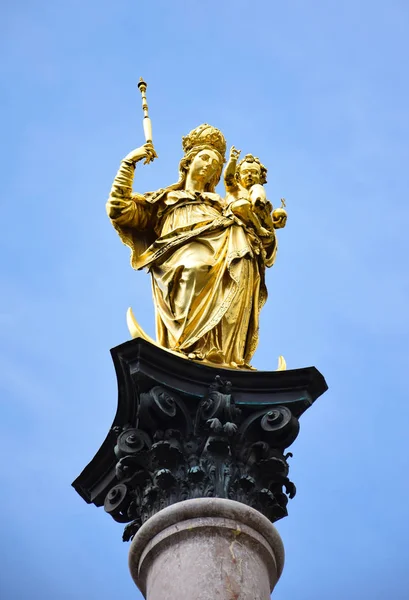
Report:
103,377,299,541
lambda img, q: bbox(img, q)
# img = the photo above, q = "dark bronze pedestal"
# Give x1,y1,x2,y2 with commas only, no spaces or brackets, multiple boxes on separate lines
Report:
73,338,327,541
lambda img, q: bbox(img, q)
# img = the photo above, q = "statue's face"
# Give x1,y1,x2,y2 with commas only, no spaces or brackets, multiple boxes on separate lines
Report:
188,149,220,184
238,161,261,189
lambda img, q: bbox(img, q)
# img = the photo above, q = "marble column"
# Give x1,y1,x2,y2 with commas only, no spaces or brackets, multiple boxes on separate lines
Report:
129,498,284,600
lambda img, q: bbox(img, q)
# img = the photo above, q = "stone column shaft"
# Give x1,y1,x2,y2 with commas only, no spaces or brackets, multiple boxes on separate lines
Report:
129,498,284,600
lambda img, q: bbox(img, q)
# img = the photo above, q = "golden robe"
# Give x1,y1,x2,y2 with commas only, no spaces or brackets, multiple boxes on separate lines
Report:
107,160,277,367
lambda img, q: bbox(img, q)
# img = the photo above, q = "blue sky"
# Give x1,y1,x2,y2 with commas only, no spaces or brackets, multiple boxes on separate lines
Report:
1,0,409,598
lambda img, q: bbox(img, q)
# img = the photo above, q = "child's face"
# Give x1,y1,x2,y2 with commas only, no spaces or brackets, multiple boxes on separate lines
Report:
238,162,261,189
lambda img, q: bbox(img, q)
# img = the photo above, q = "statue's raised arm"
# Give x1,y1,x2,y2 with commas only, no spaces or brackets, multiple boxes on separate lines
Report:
223,145,241,192
107,142,156,222
106,142,158,267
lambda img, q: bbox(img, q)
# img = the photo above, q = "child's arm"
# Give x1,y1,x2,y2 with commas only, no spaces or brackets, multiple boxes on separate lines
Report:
230,199,272,238
248,186,275,232
223,146,241,192
256,201,275,231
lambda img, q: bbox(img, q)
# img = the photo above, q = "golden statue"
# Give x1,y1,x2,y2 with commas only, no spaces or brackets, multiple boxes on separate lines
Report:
106,91,287,370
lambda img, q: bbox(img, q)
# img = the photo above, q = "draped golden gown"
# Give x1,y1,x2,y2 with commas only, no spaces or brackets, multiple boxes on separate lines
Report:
107,160,277,368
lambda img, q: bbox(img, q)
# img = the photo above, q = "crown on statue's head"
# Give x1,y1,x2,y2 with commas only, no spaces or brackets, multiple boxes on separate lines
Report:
182,124,227,158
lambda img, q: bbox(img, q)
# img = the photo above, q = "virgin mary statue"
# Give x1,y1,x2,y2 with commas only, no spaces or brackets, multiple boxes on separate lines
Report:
106,124,277,369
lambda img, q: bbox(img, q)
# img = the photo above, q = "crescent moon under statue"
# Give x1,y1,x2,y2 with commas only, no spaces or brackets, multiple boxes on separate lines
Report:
126,307,287,371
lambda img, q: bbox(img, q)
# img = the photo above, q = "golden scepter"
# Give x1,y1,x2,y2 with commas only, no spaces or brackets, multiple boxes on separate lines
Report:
137,77,157,164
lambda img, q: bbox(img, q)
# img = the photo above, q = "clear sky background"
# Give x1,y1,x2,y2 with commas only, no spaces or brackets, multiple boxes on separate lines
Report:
1,1,409,598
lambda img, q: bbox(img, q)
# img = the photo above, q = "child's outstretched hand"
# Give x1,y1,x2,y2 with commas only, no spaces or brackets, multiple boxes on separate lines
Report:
229,146,241,161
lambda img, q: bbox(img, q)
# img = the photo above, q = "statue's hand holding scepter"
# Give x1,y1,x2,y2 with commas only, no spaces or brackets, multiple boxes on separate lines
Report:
123,142,156,165
123,77,158,165
108,78,157,221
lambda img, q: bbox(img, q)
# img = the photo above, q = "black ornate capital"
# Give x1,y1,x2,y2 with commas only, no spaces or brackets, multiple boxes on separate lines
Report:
72,339,327,541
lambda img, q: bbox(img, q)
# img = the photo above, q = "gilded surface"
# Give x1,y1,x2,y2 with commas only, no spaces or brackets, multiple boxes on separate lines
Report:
106,124,287,369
